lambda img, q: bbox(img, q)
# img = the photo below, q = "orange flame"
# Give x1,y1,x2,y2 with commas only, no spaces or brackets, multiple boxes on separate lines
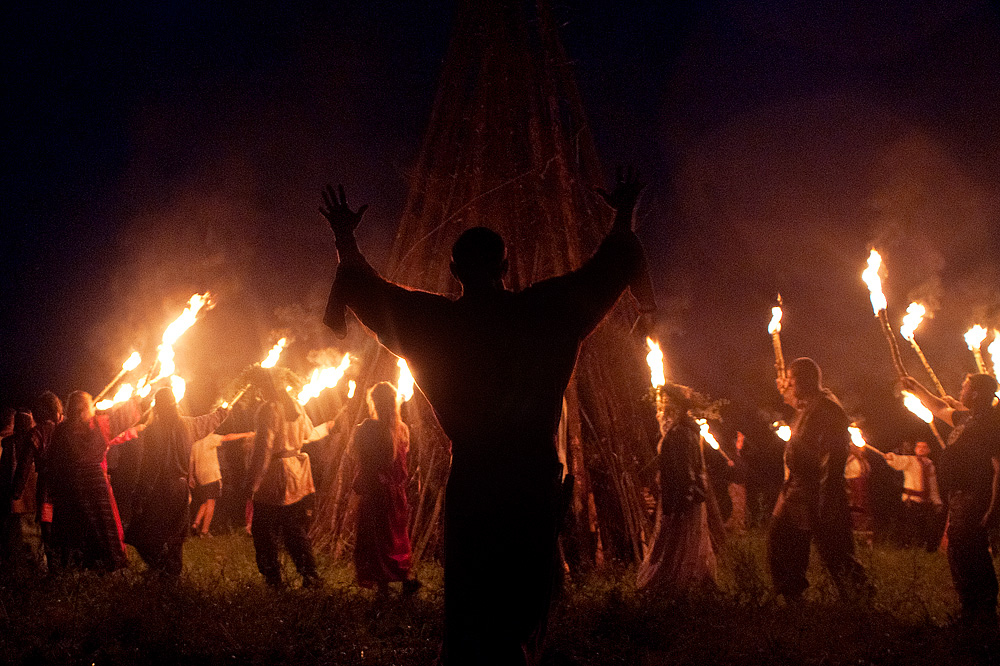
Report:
170,375,186,402
901,390,933,424
396,358,415,403
123,352,142,372
861,249,886,314
767,306,782,335
95,383,134,411
965,325,987,351
772,422,791,442
696,418,720,450
297,353,351,405
645,338,666,388
153,292,215,381
848,425,867,449
260,338,287,369
347,380,357,399
899,302,926,341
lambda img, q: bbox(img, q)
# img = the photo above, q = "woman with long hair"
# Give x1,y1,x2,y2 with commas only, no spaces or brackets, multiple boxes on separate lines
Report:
351,381,418,596
48,390,139,570
126,387,228,575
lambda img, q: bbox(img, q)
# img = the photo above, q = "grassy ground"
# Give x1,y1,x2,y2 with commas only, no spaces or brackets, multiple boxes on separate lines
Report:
1,530,998,665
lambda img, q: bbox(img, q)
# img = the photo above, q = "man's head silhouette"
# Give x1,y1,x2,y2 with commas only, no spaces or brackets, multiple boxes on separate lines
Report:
450,227,508,290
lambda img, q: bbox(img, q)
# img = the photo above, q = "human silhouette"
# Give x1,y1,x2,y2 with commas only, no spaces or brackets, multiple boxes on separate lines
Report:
320,169,649,665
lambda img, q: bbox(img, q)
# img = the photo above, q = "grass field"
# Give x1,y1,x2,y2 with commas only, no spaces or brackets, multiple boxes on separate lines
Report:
1,530,998,665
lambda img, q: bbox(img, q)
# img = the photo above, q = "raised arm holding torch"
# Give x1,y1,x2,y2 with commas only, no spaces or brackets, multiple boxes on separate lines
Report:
849,425,887,460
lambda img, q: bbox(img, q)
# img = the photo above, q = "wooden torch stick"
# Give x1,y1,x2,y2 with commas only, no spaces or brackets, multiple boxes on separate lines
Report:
907,338,947,398
877,309,907,379
95,367,128,403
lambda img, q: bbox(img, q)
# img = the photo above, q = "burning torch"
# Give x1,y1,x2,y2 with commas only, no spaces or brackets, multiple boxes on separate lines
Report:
95,351,142,403
768,295,785,386
965,325,989,375
899,303,946,398
861,249,906,379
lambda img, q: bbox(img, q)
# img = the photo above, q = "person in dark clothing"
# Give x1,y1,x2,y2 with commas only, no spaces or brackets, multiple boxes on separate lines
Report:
126,388,228,576
767,358,869,601
13,392,64,568
319,170,650,665
1,411,34,565
48,391,139,571
902,373,1000,626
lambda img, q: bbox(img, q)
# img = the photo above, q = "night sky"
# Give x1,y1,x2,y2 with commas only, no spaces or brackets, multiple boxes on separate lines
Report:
4,1,999,446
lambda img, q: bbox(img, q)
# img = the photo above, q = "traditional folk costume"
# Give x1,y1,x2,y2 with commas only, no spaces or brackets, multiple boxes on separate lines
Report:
636,414,716,593
767,391,868,599
248,400,322,588
48,399,140,570
937,408,1000,624
351,418,412,587
126,408,226,575
885,452,943,551
327,226,644,665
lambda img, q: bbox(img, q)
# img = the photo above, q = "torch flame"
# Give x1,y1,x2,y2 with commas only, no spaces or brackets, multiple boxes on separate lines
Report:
347,380,357,399
396,358,415,403
768,307,782,335
901,390,933,424
260,338,287,369
965,325,987,352
899,302,926,341
153,292,215,381
696,418,720,450
137,377,151,398
645,338,666,388
123,352,142,372
170,375,186,402
297,353,351,405
772,422,791,442
861,249,886,314
848,425,867,449
95,383,134,411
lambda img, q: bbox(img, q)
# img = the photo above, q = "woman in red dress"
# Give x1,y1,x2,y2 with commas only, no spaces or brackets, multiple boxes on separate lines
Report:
352,381,419,596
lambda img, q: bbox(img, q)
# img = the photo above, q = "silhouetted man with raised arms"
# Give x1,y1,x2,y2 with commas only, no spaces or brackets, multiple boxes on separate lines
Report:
321,171,648,665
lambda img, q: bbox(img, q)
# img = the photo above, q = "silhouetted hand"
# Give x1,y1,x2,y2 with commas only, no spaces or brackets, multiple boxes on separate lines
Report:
595,166,645,228
320,184,369,240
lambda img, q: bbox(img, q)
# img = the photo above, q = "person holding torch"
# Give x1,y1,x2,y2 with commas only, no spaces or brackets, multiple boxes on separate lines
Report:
901,372,1000,627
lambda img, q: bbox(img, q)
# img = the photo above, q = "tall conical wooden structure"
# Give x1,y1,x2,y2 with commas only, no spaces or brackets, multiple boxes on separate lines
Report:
312,0,658,566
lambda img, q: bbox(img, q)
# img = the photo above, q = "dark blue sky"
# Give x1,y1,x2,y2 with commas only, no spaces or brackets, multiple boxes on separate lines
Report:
4,1,999,445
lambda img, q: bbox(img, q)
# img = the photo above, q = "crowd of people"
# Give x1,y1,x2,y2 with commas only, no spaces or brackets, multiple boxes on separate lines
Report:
2,172,998,665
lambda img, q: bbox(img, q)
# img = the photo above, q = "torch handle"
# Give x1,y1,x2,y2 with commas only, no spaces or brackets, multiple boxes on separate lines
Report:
878,310,907,379
771,332,786,382
929,422,947,450
908,339,947,398
863,443,887,460
95,367,128,402
972,349,988,375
